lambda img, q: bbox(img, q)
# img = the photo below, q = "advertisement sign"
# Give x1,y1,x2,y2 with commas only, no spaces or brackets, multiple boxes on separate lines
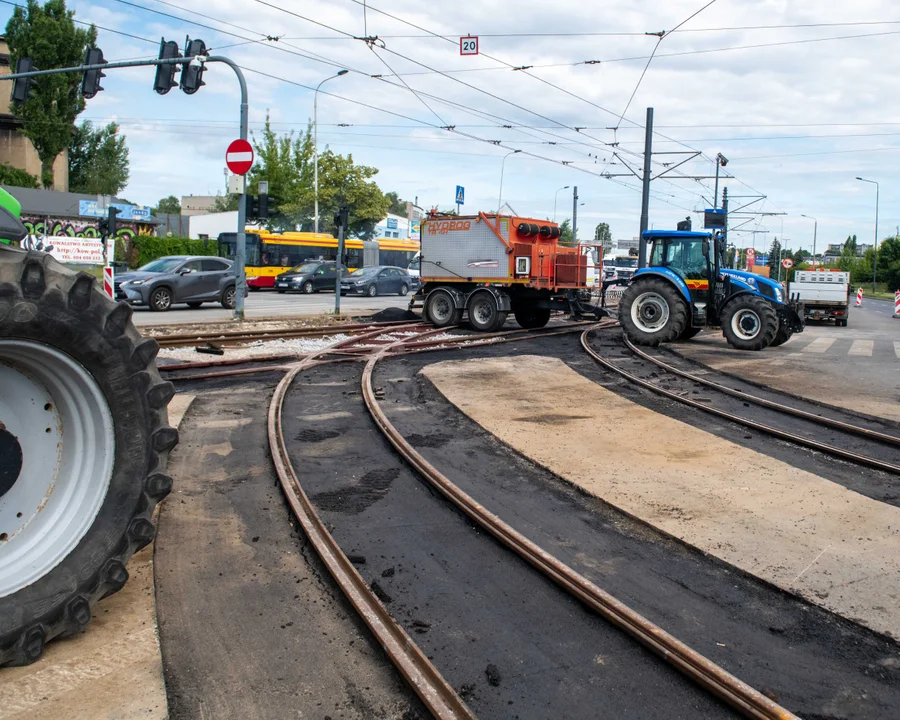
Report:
26,235,104,265
386,217,398,230
79,200,152,222
409,221,420,240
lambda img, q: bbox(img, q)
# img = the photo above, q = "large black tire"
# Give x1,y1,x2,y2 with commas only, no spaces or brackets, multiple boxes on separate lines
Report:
721,295,778,351
424,288,461,328
769,323,794,347
0,248,177,666
467,291,507,332
221,285,236,310
618,278,689,346
514,306,551,329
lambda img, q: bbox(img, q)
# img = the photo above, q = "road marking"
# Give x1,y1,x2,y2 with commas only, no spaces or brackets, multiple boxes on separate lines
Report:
801,337,836,353
848,340,875,357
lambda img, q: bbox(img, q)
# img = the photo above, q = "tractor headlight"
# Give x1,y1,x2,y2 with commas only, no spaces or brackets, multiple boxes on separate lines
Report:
774,286,783,302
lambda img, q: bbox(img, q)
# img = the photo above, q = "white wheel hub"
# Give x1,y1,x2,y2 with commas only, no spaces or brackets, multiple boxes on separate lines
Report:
0,340,114,597
631,292,670,333
731,308,762,340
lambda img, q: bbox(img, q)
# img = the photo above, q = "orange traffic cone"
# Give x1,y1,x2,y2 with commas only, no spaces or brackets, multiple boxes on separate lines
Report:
856,287,863,306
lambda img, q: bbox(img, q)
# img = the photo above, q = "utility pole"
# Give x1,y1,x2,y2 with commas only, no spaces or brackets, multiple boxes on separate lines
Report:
638,107,654,267
722,186,732,267
572,186,578,245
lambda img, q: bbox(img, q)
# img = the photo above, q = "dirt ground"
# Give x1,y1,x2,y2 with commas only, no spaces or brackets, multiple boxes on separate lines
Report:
422,355,900,640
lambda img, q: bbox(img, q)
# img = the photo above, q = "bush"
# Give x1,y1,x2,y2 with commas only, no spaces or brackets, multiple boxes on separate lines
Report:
0,163,40,189
124,235,219,268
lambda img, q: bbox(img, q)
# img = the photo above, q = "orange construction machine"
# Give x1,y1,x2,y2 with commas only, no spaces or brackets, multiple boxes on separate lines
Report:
415,212,606,331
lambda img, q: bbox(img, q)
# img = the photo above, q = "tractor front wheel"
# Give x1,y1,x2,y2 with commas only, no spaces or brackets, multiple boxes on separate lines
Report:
618,278,688,346
721,295,778,351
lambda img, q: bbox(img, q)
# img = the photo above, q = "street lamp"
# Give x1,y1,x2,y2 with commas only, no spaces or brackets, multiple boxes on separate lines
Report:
497,149,520,214
856,176,879,294
800,214,817,267
714,153,728,209
553,185,569,222
314,69,349,233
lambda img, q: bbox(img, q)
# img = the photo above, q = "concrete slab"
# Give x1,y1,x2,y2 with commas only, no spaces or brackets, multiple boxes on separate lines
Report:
0,394,196,720
422,355,900,640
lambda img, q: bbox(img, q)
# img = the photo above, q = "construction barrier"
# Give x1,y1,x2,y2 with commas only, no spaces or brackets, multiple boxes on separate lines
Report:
856,287,863,306
894,290,900,318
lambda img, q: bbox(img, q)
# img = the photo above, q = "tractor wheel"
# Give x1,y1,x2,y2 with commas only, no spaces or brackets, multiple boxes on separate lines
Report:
618,278,688,346
424,288,461,328
721,295,778,351
769,323,794,347
467,291,507,332
676,325,702,341
0,248,177,666
513,307,551,329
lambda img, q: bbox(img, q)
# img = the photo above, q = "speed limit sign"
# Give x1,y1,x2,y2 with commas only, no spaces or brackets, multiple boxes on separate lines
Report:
781,258,794,269
460,35,479,55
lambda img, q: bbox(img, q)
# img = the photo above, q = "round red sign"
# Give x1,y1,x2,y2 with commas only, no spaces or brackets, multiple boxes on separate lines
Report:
225,139,254,175
781,258,794,269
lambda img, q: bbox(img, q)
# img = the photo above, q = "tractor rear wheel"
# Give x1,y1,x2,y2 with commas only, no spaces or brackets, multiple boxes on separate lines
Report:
513,306,551,329
0,248,177,666
618,278,688,346
721,295,778,350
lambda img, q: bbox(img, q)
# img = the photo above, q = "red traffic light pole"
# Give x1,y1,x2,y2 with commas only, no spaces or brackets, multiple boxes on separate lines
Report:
1,52,251,319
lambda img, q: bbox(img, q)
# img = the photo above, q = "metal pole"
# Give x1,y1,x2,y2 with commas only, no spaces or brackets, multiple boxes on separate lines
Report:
813,219,817,267
714,162,720,210
498,150,519,213
874,182,879,294
572,186,578,245
314,70,349,234
334,219,345,315
553,185,569,222
638,107,654,268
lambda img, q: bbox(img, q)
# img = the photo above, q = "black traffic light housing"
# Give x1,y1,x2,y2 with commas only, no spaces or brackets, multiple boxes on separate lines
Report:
333,208,349,231
180,37,207,95
82,48,107,99
154,38,181,95
245,191,274,220
11,57,38,105
98,206,120,240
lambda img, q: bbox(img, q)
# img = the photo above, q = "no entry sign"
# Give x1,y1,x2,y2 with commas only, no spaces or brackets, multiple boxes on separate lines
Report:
226,139,254,175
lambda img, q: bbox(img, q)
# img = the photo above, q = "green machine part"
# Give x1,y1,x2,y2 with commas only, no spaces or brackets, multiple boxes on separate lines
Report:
0,187,27,245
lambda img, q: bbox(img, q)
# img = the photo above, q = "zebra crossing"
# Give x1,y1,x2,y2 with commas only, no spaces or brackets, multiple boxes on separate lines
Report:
787,336,900,359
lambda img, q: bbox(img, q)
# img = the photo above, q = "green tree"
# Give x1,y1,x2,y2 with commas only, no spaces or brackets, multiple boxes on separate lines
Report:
385,191,406,216
559,218,574,247
844,234,858,254
0,163,39,188
593,222,612,251
878,236,900,291
154,195,181,215
767,238,782,276
210,193,240,213
5,0,97,187
68,121,129,195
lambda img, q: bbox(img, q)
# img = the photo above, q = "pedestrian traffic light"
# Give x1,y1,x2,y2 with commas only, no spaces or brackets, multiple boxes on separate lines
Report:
180,38,207,95
81,48,107,100
154,38,181,95
11,57,38,106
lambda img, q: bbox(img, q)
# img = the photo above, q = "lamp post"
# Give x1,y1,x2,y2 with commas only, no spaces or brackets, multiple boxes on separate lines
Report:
800,214,817,267
553,185,569,222
856,176,879,294
314,69,349,233
714,153,728,209
497,149,520,213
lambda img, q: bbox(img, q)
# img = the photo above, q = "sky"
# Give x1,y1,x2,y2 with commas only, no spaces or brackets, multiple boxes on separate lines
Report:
4,0,900,254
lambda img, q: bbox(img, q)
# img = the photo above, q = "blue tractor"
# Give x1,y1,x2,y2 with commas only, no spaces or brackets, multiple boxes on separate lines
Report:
618,230,804,350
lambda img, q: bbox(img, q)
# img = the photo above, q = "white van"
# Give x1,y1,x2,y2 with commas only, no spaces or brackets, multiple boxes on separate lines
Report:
407,252,421,288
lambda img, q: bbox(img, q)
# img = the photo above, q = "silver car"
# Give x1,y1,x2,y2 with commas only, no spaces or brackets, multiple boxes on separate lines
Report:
115,256,237,311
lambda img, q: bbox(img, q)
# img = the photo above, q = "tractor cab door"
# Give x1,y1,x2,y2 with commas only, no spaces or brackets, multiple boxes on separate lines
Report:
648,235,711,326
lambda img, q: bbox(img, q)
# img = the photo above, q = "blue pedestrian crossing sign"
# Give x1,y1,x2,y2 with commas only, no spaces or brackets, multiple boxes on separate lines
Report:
455,185,465,205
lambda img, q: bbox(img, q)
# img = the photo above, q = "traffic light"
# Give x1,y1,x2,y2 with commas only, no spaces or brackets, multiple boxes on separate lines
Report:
180,38,207,95
154,38,181,95
98,206,120,239
333,208,349,231
81,48,107,99
244,192,273,220
11,57,38,106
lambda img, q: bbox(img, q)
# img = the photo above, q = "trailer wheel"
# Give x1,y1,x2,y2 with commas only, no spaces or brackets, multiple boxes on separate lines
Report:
0,248,177,666
467,291,507,332
721,295,778,351
618,279,688,346
514,307,551,329
425,288,460,327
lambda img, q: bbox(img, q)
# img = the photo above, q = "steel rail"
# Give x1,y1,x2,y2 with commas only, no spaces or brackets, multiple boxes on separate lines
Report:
624,336,900,447
582,330,900,475
267,326,475,720
361,326,799,720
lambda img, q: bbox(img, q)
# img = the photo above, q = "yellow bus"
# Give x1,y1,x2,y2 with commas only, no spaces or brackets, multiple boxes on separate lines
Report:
217,230,419,289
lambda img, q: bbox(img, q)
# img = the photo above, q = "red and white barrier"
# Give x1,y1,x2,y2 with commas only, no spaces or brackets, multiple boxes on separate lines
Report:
855,287,863,306
893,290,900,319
103,265,114,300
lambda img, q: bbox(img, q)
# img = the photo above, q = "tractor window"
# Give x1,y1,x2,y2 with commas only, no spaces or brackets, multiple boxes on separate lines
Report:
649,237,708,280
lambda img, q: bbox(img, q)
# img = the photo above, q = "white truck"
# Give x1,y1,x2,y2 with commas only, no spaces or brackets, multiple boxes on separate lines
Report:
787,270,851,326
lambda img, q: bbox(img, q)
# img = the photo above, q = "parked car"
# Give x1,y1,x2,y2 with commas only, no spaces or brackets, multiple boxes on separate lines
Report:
274,261,348,293
340,265,412,297
115,255,237,311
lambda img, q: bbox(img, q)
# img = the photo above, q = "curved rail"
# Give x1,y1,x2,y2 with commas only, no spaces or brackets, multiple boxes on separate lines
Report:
267,327,476,720
624,336,900,447
361,327,798,720
581,329,900,476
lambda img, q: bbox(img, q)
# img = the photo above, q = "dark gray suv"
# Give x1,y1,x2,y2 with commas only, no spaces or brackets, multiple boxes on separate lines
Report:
115,255,237,311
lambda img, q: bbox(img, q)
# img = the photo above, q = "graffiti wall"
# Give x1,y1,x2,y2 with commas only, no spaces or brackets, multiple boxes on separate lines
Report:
19,216,153,265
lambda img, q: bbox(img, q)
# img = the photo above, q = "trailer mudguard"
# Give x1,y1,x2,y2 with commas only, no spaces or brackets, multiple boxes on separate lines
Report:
631,267,692,303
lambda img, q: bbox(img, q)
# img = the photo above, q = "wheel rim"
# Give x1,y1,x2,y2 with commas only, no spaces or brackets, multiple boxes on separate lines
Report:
630,292,670,333
368,286,376,296
400,285,408,296
430,294,452,323
0,340,115,598
304,283,313,294
154,289,171,310
471,298,494,326
731,308,762,340
225,288,235,305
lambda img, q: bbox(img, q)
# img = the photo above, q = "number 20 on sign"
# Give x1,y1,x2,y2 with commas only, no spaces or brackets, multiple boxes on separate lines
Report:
460,36,479,55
